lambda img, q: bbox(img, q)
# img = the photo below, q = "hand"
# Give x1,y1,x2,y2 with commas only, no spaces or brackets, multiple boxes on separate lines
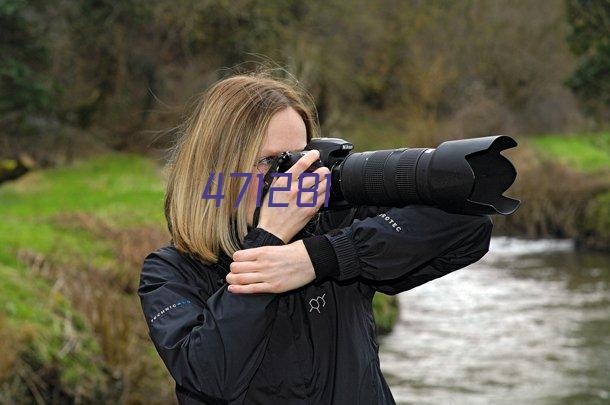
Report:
227,240,315,294
257,149,330,243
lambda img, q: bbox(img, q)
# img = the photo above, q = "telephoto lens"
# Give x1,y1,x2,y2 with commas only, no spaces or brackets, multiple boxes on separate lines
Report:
302,135,520,216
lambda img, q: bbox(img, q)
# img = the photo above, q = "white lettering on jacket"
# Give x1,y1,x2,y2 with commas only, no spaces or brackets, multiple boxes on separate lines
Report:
378,213,402,232
150,299,192,323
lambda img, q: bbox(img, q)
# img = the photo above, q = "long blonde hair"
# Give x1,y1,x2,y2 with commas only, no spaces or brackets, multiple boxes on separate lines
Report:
164,72,320,264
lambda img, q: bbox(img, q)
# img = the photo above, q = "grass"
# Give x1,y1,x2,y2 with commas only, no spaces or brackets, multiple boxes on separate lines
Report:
0,153,167,401
372,291,399,334
582,189,610,250
528,132,610,173
0,254,108,400
0,153,166,267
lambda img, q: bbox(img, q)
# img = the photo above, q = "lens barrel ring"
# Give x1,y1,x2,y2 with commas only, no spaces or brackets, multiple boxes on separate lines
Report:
363,151,389,202
396,148,427,204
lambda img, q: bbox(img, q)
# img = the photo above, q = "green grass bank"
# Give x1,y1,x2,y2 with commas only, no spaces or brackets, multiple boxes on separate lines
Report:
528,132,610,250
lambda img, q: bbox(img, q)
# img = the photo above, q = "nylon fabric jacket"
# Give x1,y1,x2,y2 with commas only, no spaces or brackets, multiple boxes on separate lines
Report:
137,204,494,404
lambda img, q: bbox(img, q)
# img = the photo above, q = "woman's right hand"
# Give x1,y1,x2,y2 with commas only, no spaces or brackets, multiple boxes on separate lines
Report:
257,149,330,243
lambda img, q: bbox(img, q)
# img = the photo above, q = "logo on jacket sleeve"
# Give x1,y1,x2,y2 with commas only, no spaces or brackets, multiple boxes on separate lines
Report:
378,213,402,232
150,299,192,323
308,293,326,313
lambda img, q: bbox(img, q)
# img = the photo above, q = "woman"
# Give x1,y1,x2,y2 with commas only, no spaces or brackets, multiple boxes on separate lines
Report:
138,72,494,404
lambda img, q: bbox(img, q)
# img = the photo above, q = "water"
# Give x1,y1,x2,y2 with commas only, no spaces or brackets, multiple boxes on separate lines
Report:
380,237,610,405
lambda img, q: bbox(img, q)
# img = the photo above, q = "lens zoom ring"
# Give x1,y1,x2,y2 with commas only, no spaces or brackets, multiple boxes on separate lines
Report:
364,152,387,201
396,149,424,203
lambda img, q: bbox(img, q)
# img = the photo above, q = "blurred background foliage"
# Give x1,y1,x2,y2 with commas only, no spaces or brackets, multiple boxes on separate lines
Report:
1,0,609,403
2,0,608,164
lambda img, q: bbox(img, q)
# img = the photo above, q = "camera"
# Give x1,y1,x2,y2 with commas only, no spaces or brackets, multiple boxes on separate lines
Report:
273,136,520,216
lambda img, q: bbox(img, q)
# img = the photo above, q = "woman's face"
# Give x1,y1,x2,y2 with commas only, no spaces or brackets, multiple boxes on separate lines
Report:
245,107,308,227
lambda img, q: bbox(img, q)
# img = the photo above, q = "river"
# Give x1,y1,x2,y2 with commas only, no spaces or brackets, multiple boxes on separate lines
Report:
380,237,610,405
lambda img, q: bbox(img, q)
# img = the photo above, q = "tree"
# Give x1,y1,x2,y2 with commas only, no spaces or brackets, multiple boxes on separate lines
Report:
0,0,57,118
565,0,610,118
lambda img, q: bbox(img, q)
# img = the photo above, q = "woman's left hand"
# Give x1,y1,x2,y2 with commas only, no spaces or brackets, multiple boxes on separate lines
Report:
227,240,315,294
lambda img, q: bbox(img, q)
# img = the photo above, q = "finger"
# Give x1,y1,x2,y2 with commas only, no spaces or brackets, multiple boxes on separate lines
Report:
298,172,326,189
286,149,320,178
313,166,331,176
300,183,328,210
270,172,291,188
229,261,260,274
299,172,329,193
226,271,265,285
316,185,329,207
298,180,327,203
232,247,265,262
228,282,275,294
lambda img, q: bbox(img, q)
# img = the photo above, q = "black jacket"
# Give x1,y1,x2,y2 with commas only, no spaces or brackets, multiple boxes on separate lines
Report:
138,204,493,404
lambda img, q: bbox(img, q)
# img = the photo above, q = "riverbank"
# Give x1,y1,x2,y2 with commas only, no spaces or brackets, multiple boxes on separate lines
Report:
529,133,610,251
501,132,610,251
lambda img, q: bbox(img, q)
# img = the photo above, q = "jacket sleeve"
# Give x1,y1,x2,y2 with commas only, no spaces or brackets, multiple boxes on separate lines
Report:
138,227,284,403
302,204,493,295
